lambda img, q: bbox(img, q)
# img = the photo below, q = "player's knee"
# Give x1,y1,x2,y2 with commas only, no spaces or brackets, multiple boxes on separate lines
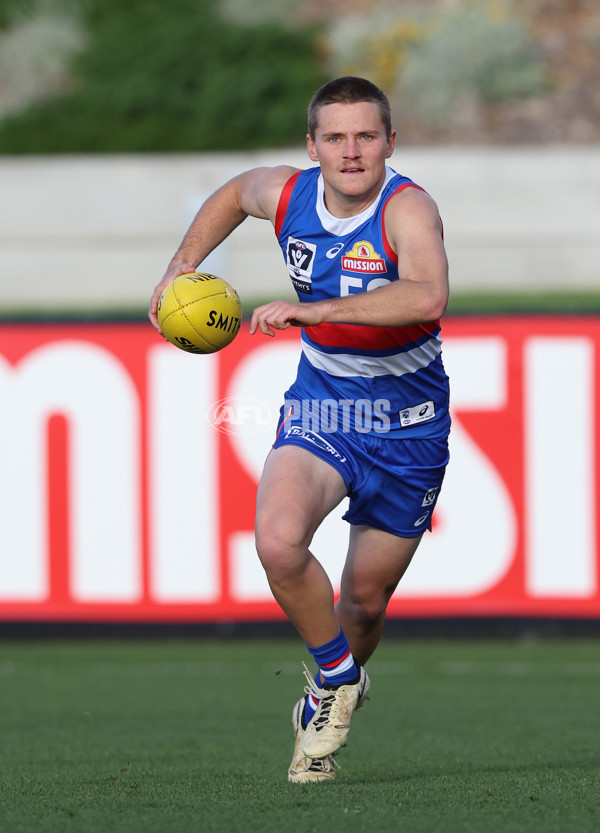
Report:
341,588,388,627
354,599,386,627
255,513,310,578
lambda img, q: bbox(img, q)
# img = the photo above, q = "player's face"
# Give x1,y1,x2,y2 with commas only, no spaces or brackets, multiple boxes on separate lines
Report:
306,101,396,216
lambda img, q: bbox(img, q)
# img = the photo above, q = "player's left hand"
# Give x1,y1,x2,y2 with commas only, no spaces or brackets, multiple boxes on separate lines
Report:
250,300,325,337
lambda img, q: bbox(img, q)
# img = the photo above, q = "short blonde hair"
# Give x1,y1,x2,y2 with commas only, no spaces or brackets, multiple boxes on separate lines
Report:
307,76,392,140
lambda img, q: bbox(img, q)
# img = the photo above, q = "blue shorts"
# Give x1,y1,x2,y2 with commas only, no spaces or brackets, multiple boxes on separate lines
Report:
272,413,450,538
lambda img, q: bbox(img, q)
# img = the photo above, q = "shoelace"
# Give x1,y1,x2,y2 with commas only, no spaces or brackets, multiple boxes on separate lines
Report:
301,661,351,731
311,694,337,731
305,754,340,773
301,660,323,697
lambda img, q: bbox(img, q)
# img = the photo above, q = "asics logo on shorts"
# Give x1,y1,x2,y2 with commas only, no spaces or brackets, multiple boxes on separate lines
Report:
414,511,430,527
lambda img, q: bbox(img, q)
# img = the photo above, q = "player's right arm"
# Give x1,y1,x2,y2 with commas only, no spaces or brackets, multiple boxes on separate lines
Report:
148,165,298,332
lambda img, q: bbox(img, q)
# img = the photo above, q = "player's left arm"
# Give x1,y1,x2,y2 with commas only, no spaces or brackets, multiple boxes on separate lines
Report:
250,187,448,336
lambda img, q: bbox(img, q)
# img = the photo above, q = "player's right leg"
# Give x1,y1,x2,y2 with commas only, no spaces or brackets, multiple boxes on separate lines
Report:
255,444,362,778
254,444,347,647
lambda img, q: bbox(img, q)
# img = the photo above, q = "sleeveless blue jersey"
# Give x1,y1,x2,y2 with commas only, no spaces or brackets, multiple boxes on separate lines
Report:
274,166,451,439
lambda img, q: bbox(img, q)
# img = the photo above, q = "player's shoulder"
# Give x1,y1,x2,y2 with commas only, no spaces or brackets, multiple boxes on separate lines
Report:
254,165,303,194
242,165,302,220
382,177,444,247
385,180,441,225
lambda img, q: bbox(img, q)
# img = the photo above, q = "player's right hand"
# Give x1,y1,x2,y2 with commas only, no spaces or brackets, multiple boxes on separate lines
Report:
148,261,197,333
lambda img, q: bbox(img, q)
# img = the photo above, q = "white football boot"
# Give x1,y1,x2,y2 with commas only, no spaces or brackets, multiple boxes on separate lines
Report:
300,662,371,760
288,696,337,783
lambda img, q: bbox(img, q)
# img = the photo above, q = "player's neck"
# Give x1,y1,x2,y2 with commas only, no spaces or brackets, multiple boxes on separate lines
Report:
321,177,386,219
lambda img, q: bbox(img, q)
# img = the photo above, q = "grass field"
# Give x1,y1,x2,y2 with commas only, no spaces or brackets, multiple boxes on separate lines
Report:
1,637,599,833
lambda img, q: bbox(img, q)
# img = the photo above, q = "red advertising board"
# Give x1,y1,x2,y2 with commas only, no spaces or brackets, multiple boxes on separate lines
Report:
0,316,598,621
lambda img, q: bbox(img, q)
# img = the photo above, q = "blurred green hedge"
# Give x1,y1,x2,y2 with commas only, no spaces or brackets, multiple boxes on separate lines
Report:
0,0,326,152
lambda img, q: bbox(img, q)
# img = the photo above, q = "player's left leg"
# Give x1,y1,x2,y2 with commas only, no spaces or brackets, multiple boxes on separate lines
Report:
336,525,423,665
334,433,448,664
300,431,447,769
299,528,424,763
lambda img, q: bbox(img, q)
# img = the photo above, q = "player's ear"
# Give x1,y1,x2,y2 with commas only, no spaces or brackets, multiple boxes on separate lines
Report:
385,130,397,159
306,133,319,162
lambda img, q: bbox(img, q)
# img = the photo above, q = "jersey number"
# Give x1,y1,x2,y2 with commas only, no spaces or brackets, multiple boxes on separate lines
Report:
340,275,391,296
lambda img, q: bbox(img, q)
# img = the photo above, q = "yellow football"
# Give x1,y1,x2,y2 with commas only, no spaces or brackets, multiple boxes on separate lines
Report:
157,272,242,354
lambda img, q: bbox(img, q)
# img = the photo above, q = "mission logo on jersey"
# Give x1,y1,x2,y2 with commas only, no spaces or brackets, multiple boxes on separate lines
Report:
342,241,387,274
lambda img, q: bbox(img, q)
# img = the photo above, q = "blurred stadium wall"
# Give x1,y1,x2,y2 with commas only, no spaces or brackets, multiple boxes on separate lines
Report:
1,145,599,314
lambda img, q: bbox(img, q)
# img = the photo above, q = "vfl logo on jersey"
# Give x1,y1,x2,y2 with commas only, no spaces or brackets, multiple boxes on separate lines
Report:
342,240,387,274
286,236,316,294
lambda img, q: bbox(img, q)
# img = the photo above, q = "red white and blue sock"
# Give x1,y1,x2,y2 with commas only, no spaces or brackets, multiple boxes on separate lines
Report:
302,628,359,727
